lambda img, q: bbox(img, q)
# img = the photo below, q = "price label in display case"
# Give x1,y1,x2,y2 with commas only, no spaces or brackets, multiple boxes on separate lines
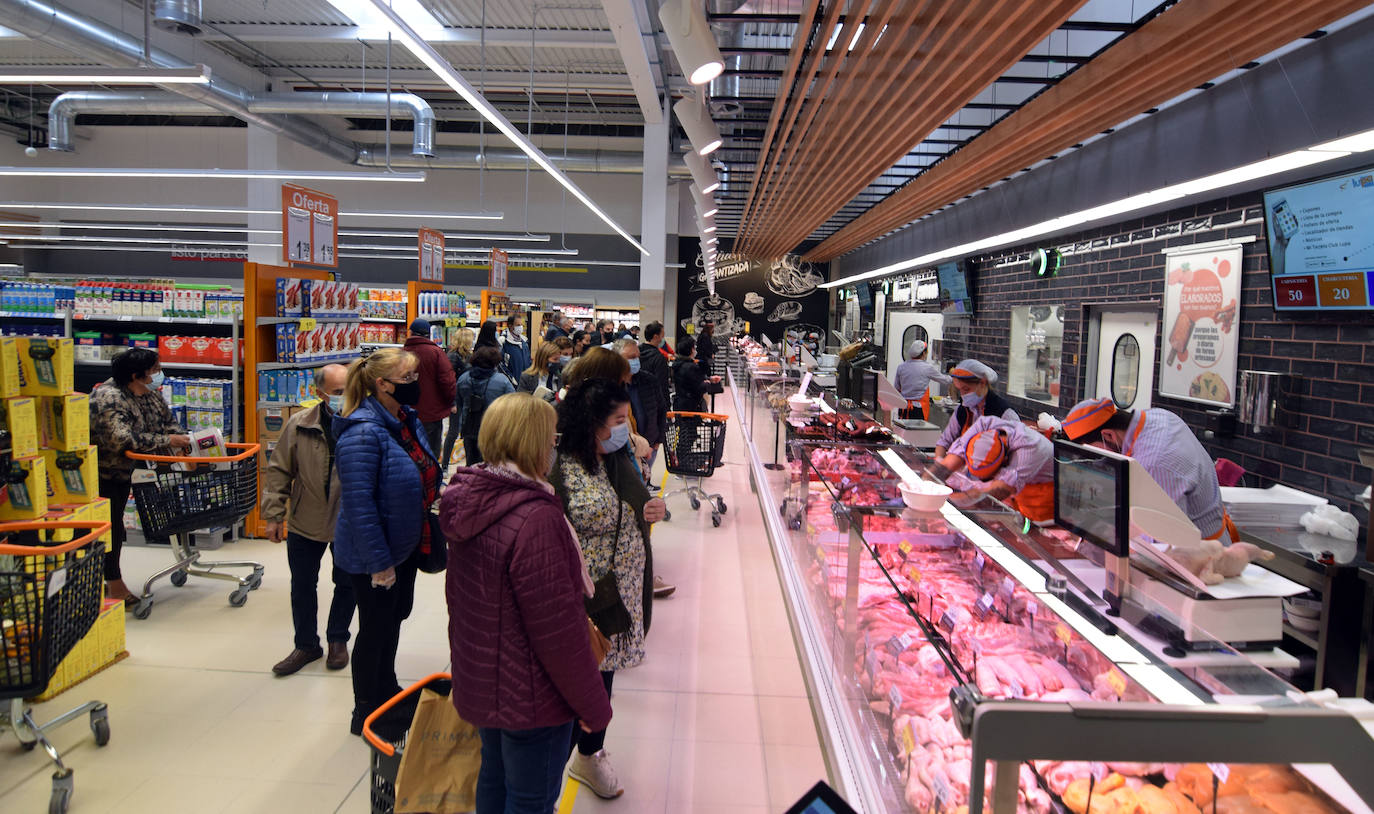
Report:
281,184,339,269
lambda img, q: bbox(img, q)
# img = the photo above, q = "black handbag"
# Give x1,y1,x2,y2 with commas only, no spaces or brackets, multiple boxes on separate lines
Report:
584,498,633,635
416,511,447,574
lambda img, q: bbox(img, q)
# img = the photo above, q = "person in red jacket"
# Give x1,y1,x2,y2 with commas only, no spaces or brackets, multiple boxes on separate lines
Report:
403,318,457,457
441,392,611,814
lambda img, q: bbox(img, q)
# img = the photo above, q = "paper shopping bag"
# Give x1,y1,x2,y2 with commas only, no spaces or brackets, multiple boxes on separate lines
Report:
394,688,482,814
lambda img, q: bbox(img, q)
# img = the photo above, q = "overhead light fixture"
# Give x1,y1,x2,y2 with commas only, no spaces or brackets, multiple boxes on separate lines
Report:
692,187,719,218
673,94,722,156
361,0,647,255
0,202,502,220
658,0,725,86
0,65,212,84
0,167,426,182
822,130,1374,289
684,152,720,194
325,0,445,39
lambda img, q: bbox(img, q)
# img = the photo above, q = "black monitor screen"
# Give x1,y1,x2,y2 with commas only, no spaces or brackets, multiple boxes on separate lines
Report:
1053,439,1130,556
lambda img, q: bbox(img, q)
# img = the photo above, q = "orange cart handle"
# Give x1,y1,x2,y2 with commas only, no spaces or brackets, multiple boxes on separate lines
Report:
0,521,113,556
126,442,260,464
362,672,452,755
666,411,729,422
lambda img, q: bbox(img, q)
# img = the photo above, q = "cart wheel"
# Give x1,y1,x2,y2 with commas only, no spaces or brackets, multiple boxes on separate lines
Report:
20,739,37,751
711,512,722,528
715,499,727,515
689,494,701,510
246,572,264,591
49,770,72,814
662,509,671,522
89,707,110,746
228,590,248,607
169,570,188,587
132,599,153,620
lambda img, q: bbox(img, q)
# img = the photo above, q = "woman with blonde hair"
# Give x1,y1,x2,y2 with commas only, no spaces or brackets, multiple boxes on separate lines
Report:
441,327,477,469
332,347,442,737
518,336,571,398
442,392,611,814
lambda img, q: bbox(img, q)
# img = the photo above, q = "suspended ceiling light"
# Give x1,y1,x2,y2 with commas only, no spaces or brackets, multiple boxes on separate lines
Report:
673,94,722,156
683,151,720,194
0,65,212,84
358,0,647,255
0,167,426,182
0,221,547,242
0,202,502,220
691,186,719,218
657,0,725,86
325,0,445,39
822,132,1372,289
4,233,577,256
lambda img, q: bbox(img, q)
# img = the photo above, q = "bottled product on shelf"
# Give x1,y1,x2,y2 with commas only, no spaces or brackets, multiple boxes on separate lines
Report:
256,368,317,407
0,281,73,315
74,281,241,319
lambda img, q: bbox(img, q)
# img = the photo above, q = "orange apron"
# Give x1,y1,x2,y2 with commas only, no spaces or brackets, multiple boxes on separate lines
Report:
1010,482,1056,522
900,391,932,420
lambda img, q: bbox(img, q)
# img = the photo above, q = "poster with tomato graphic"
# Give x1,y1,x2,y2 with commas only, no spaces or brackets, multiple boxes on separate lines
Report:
1159,246,1241,407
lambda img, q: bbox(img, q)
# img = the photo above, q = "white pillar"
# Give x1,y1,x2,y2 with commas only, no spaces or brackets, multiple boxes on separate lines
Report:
246,125,279,264
638,94,670,326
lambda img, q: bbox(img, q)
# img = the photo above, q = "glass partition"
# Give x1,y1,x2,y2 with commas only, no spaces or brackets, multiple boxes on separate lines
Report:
1007,305,1064,406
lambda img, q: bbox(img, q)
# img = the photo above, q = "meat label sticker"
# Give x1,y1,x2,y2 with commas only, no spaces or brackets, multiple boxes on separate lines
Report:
898,540,912,558
1208,763,1230,783
933,772,952,807
1055,623,1073,645
885,632,914,656
1106,668,1127,697
974,592,996,620
901,721,916,756
888,683,903,712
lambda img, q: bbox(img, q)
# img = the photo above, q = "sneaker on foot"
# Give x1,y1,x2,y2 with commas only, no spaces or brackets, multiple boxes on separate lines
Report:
652,575,676,599
568,749,624,799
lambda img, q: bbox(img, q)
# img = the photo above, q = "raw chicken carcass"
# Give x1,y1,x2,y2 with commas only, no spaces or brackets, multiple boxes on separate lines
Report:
1167,540,1276,585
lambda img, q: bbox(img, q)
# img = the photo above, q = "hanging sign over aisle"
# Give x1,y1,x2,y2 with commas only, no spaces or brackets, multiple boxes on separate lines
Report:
280,184,338,268
1159,244,1242,407
489,248,509,290
418,227,446,282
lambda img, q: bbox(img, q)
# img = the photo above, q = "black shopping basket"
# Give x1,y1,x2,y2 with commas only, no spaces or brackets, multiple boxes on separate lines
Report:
362,673,453,814
125,443,264,618
0,520,113,814
663,411,729,527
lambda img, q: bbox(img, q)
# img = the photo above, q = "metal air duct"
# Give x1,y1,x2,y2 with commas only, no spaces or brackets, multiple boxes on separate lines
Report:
153,0,202,36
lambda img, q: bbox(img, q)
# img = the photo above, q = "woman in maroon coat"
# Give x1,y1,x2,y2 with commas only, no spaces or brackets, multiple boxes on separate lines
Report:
441,392,611,814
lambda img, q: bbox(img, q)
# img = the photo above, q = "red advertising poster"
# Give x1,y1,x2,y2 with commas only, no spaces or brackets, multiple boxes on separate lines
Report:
489,248,509,290
418,227,446,282
280,184,338,268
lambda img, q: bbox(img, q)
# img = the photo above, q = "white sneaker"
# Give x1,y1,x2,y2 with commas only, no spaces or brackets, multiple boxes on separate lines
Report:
569,749,624,799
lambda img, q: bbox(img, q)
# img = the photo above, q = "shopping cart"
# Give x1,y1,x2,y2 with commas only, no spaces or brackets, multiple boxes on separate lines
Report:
362,673,452,814
663,411,729,527
124,443,263,619
0,520,114,814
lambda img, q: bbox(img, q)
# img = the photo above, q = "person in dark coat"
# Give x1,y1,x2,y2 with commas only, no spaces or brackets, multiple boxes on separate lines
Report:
694,319,717,373
615,338,666,458
440,327,475,471
332,348,442,737
671,336,721,412
402,318,457,457
500,312,532,381
442,392,611,814
474,318,502,351
457,345,516,465
637,322,672,455
544,314,574,342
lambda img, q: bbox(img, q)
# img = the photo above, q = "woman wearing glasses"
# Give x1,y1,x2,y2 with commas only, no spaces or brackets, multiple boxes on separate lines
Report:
333,347,443,736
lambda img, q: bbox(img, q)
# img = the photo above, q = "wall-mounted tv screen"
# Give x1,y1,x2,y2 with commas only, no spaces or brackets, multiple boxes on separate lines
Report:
1264,166,1374,311
937,261,973,315
856,282,874,320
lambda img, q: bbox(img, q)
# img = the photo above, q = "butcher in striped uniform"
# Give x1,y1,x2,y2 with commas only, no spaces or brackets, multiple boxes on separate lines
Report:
934,415,1056,521
1062,397,1228,540
934,358,1019,458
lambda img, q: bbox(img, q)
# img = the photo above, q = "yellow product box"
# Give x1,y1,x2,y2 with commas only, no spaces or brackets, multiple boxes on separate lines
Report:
31,598,127,702
0,337,19,398
17,337,74,397
84,497,112,547
43,446,99,505
39,392,89,451
0,454,48,520
1,395,39,458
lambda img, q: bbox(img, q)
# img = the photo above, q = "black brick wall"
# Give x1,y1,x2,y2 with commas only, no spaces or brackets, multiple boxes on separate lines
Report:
941,190,1373,522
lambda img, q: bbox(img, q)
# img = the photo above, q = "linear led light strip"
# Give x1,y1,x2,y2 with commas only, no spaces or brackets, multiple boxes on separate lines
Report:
0,65,212,84
823,129,1374,289
0,234,577,255
360,0,647,255
0,167,426,182
0,203,503,220
0,221,548,241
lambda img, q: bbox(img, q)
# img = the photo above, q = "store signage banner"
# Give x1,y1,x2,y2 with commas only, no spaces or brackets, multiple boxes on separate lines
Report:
280,184,338,268
418,227,445,282
489,248,509,290
1159,245,1242,407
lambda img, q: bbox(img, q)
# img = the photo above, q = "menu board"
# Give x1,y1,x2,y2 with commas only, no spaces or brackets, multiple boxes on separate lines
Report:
1265,166,1374,311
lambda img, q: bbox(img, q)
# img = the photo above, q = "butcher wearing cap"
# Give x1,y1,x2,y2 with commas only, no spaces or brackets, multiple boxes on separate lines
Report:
1062,397,1232,541
933,415,1056,521
934,358,1019,458
893,340,951,421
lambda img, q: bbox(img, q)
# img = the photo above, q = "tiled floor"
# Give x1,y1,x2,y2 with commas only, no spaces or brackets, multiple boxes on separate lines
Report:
1,392,827,813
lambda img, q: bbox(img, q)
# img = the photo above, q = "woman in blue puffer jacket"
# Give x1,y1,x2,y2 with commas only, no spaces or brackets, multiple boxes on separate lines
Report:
333,347,442,736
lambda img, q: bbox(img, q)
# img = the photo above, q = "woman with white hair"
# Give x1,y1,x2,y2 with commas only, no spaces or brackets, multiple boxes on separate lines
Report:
892,339,950,421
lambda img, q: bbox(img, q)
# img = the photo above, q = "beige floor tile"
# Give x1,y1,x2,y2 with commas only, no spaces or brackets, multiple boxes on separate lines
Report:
751,656,811,698
572,735,674,813
603,688,679,741
672,691,762,745
678,652,756,696
757,695,823,746
764,743,830,809
665,738,768,807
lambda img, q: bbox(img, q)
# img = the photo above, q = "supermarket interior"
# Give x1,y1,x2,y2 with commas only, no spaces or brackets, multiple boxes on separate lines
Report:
2,1,1374,814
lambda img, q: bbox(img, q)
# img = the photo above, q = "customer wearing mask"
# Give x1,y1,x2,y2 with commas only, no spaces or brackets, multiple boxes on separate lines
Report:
441,327,476,471
571,330,593,357
89,347,191,604
519,337,570,399
443,393,612,814
637,322,672,451
932,415,1055,521
1063,397,1231,541
261,364,356,675
671,336,722,412
615,338,666,469
551,379,666,799
501,313,531,380
545,314,574,342
402,318,457,458
458,345,516,465
934,359,1019,458
332,348,442,736
893,339,951,420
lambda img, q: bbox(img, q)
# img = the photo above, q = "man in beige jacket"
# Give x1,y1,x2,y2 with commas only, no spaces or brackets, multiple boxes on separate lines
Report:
261,364,356,676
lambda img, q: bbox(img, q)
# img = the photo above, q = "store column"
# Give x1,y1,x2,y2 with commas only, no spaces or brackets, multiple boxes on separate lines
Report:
245,125,279,264
639,95,669,325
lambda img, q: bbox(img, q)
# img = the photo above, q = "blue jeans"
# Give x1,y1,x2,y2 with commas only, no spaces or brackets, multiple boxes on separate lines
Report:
476,722,575,814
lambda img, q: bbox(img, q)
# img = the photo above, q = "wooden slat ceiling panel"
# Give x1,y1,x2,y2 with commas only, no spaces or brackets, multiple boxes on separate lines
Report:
806,0,1373,262
735,0,1089,260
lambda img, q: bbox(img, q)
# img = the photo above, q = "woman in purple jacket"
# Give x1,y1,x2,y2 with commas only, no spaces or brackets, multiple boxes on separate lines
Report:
441,392,612,814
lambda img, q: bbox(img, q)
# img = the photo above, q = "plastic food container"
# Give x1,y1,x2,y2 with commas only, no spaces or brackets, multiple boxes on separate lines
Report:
788,394,819,413
898,480,952,512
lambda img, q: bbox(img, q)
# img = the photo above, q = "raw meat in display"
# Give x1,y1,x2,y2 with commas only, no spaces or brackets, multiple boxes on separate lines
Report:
1165,540,1276,585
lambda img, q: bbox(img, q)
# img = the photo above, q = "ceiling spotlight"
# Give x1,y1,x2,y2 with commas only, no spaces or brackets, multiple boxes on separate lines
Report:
684,152,720,194
658,0,725,86
673,94,722,156
692,187,719,218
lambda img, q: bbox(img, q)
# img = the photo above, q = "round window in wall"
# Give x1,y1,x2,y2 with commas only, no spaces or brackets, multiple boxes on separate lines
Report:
902,325,929,355
1111,334,1141,408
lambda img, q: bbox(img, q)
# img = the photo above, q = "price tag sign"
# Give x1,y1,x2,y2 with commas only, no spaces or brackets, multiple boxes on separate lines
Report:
1055,623,1073,645
973,553,986,573
905,564,921,585
489,247,509,290
938,610,958,633
1105,668,1127,697
885,632,914,657
898,539,912,559
1026,600,1038,618
933,772,952,807
418,227,446,282
974,592,996,620
281,184,339,268
1091,762,1109,781
312,212,335,265
1208,763,1231,783
1317,271,1369,307
900,721,916,756
285,206,311,263
888,683,903,712
999,577,1016,602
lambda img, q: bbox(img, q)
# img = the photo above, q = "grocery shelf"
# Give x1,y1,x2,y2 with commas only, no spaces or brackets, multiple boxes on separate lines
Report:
256,358,353,371
72,313,237,325
255,316,362,325
0,310,68,319
359,316,406,323
76,359,233,372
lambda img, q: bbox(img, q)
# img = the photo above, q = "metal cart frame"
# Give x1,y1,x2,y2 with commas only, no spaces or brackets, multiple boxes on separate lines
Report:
663,411,730,527
362,673,452,814
125,443,263,619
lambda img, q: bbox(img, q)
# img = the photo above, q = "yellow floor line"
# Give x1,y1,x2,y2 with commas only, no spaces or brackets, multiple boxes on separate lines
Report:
557,778,581,813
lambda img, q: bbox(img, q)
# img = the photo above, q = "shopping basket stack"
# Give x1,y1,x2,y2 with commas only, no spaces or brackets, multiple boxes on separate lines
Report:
125,443,263,619
663,411,729,527
0,521,113,814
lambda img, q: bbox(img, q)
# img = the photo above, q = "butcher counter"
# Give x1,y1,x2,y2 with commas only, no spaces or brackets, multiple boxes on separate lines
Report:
725,354,1374,814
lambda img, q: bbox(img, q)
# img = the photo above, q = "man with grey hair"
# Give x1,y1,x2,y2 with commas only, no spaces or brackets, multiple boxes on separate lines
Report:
261,363,357,676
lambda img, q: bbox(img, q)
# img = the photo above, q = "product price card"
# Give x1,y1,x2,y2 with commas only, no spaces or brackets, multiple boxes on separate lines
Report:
285,207,311,263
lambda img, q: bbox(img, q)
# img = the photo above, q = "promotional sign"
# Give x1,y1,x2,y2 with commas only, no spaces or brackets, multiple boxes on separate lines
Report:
280,184,338,268
1264,165,1374,311
418,227,446,282
489,248,509,290
1159,245,1242,407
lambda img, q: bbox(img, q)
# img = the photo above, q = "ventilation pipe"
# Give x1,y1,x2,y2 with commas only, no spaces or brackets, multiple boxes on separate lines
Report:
356,145,690,177
153,0,202,36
